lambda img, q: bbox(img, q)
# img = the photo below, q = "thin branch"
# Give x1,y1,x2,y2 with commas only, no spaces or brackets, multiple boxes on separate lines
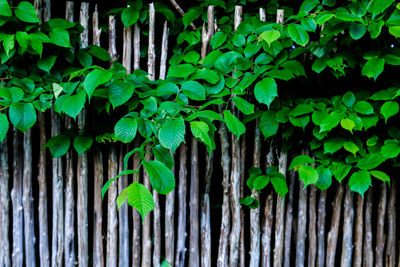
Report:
169,0,196,30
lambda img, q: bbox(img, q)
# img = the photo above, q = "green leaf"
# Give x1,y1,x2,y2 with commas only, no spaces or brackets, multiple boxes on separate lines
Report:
143,160,175,194
315,166,332,190
49,28,72,48
121,6,139,27
232,97,254,115
287,24,309,46
108,80,135,108
223,110,245,139
16,32,29,53
167,64,196,79
181,81,205,101
367,0,396,15
271,174,288,197
83,69,112,99
88,46,111,61
368,20,384,38
334,164,351,182
340,118,355,133
380,101,399,123
389,26,400,37
254,78,278,108
259,111,278,139
9,102,36,132
117,187,128,210
182,8,201,27
342,91,356,107
349,170,371,197
45,134,70,158
155,82,179,96
289,155,314,170
240,196,256,206
344,141,359,156
0,0,12,17
370,170,390,183
361,58,385,81
152,145,174,170
159,116,185,152
190,121,213,150
126,182,155,223
15,1,39,23
29,35,43,56
357,153,385,170
0,113,9,142
114,117,137,143
349,23,366,40
252,175,270,190
324,137,345,154
259,30,280,46
38,55,57,73
381,143,400,159
0,87,24,103
354,101,374,115
73,135,93,155
210,32,227,49
290,104,314,117
299,165,319,187
61,90,86,119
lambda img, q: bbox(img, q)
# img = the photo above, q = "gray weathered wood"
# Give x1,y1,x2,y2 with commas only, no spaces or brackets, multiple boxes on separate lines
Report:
141,147,152,267
132,139,141,267
106,145,118,267
341,185,354,267
308,185,317,267
283,170,295,267
0,136,10,267
375,183,387,267
296,180,307,267
316,190,327,267
118,145,129,267
189,137,200,267
363,189,373,267
353,194,363,267
93,149,104,267
386,179,396,267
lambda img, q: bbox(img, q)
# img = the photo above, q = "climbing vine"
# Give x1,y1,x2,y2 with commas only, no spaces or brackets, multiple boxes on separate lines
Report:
0,0,400,219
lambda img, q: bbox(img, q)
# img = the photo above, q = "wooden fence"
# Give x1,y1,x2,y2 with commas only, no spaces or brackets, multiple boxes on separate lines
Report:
0,1,399,266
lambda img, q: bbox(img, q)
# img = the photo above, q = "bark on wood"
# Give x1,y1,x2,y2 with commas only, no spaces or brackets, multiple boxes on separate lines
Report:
108,16,118,65
296,180,308,267
133,23,140,70
261,142,274,267
316,190,327,267
106,145,118,267
325,183,344,267
283,170,295,267
11,128,23,267
259,8,266,22
363,189,373,267
386,179,396,267
37,113,49,267
92,8,104,267
169,0,196,30
249,120,261,267
276,9,285,24
0,136,10,267
23,129,35,267
274,150,287,267
93,149,104,267
43,0,50,22
234,6,242,31
189,137,200,267
201,151,213,267
159,21,169,80
141,147,152,267
239,134,246,267
175,144,188,267
152,189,161,267
201,6,214,59
132,139,141,267
122,24,132,75
51,111,64,267
34,0,43,21
375,183,387,267
147,3,155,81
77,4,89,266
118,145,129,267
64,4,75,267
341,185,354,267
307,185,317,267
354,194,364,267
217,118,230,267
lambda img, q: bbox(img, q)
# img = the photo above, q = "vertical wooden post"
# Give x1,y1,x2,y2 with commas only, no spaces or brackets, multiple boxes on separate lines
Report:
0,137,10,267
189,137,200,267
376,183,387,267
92,6,104,267
353,194,364,267
249,120,261,267
261,143,275,267
159,21,169,80
133,23,141,71
118,145,129,267
316,190,327,267
364,189,374,267
23,129,35,267
34,0,43,22
386,179,396,267
64,3,75,267
106,16,118,267
147,3,155,80
296,179,308,267
307,185,317,267
141,146,152,267
325,183,344,266
132,139,141,267
283,170,295,267
259,8,266,22
175,144,188,267
217,108,231,267
340,185,354,266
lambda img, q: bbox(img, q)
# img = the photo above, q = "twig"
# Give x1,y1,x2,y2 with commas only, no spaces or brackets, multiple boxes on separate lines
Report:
169,0,196,30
